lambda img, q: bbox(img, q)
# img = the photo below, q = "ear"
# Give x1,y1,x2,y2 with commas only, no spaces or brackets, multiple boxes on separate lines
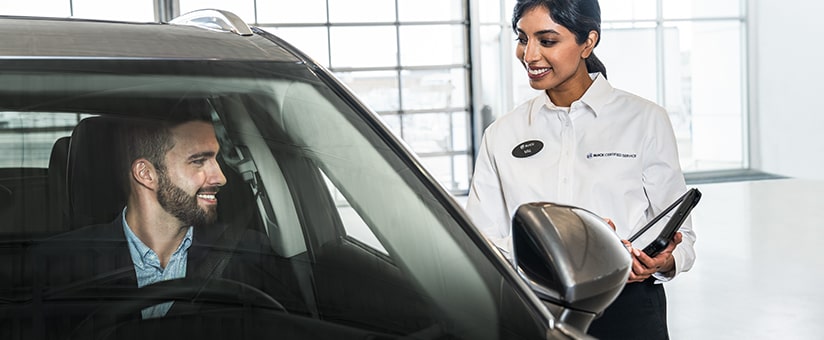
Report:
581,30,599,59
131,159,158,191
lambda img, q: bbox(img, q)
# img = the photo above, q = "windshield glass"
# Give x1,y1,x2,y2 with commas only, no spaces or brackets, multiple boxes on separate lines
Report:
0,59,546,339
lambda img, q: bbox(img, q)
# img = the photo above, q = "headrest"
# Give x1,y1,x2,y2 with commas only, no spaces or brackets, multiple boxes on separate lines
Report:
47,136,71,231
67,117,129,228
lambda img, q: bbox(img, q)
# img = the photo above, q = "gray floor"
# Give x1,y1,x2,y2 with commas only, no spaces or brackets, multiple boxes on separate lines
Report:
456,178,824,339
666,178,824,339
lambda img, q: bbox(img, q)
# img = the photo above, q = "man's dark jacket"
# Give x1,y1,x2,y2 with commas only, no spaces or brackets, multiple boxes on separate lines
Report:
32,217,306,334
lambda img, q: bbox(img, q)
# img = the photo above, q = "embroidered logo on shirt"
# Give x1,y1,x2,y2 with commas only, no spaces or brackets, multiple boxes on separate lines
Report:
512,140,544,158
586,152,637,159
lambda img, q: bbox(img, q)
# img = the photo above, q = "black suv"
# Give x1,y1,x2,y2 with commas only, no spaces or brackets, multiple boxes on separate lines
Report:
0,10,629,340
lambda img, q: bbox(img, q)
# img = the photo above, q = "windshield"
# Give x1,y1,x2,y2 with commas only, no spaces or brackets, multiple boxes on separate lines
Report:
0,59,547,339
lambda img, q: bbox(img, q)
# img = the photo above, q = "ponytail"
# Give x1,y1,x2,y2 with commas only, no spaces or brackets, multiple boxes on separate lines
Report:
586,52,607,79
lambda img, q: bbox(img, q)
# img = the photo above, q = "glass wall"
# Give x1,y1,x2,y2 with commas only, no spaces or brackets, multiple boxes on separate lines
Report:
3,0,473,194
0,0,154,21
2,0,749,191
194,0,474,194
475,0,749,174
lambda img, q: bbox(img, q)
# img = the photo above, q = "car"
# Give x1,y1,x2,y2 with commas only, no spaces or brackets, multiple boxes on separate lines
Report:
0,10,631,340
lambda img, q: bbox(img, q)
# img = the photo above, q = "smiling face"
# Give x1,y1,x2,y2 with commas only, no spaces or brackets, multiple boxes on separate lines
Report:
515,5,596,102
156,121,226,226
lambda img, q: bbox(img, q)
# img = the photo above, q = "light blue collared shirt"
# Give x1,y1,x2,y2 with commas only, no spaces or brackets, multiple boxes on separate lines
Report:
122,209,193,319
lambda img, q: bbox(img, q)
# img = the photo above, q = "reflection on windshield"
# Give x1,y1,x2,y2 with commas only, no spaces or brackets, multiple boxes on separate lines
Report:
0,60,545,339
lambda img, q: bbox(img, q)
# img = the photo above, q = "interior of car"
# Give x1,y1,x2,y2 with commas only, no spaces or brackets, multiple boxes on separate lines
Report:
0,99,447,338
0,59,550,339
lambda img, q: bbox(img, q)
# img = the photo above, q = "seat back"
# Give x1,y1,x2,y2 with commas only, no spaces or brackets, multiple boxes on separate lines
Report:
67,117,129,228
47,136,71,231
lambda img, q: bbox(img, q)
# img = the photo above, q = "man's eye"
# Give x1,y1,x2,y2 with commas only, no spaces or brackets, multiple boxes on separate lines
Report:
192,159,206,165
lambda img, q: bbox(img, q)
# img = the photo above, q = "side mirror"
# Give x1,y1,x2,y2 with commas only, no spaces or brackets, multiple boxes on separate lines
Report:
511,202,631,332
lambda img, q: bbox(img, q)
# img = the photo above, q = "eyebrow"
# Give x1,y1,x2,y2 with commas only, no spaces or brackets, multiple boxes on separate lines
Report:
188,151,216,161
517,28,561,36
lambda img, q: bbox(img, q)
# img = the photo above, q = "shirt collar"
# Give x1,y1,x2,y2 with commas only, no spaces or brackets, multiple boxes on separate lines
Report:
122,208,194,268
579,72,612,117
541,72,612,117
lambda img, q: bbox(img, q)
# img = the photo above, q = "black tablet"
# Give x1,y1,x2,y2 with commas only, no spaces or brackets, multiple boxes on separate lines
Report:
627,188,702,257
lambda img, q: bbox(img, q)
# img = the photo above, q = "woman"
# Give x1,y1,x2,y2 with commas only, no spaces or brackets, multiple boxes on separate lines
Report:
465,0,696,338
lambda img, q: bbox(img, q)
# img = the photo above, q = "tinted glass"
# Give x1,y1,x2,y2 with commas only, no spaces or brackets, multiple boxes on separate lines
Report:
0,59,545,339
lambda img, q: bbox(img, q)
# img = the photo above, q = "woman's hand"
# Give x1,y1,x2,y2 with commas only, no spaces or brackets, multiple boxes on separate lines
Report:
603,217,681,282
625,232,682,282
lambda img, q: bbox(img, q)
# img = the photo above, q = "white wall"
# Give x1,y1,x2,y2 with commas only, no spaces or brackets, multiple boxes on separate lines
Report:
754,0,824,179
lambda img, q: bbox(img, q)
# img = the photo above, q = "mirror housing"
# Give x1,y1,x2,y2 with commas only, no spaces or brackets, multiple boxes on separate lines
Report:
511,202,631,331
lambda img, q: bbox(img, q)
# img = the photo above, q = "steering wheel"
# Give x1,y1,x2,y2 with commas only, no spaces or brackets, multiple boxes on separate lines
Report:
69,277,286,340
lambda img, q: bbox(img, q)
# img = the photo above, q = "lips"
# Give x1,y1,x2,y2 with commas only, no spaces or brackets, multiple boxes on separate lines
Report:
196,187,220,203
526,66,551,79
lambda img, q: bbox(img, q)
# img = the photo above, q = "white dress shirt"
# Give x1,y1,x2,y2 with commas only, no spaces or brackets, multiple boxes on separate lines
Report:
466,73,695,281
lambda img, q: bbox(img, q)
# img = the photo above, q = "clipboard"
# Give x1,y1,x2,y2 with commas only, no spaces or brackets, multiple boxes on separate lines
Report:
627,188,702,257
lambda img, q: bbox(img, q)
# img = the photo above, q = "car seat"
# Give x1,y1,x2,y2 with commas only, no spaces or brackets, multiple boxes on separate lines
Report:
66,116,129,228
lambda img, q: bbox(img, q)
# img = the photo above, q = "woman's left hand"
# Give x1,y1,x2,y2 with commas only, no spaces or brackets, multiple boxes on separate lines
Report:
625,232,682,283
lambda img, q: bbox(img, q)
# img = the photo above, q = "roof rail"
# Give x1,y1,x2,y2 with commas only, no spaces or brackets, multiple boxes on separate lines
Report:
169,9,253,36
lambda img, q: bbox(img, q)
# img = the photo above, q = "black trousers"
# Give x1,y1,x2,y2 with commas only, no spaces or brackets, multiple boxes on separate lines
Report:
587,278,669,340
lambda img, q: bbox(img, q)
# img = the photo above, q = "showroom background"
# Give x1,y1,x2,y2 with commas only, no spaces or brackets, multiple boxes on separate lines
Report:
5,0,818,194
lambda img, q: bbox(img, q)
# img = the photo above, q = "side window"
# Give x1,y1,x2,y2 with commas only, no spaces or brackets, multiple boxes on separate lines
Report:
0,112,84,168
0,112,89,236
320,170,387,255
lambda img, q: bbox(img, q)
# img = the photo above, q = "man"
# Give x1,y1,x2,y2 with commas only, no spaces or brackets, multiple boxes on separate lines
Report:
35,114,304,328
120,116,227,318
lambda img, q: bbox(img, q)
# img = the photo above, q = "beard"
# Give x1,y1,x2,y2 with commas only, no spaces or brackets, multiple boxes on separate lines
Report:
156,170,218,227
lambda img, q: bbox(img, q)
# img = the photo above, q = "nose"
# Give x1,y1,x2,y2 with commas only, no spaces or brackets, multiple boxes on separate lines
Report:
522,39,540,64
207,159,227,187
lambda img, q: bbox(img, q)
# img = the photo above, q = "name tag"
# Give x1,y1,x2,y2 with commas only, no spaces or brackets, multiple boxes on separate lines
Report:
512,140,544,158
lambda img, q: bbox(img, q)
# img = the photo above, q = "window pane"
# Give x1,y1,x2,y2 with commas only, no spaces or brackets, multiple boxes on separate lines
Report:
330,26,397,68
72,0,154,22
335,71,400,112
256,0,327,23
451,111,470,151
664,21,744,171
179,0,255,23
663,0,742,19
401,69,467,110
479,26,505,121
398,0,463,22
418,155,470,192
597,28,658,103
265,26,330,67
402,112,456,154
321,171,387,254
600,0,657,21
0,112,80,168
399,25,466,66
0,0,70,17
328,0,395,23
478,0,501,23
378,113,402,137
453,154,470,191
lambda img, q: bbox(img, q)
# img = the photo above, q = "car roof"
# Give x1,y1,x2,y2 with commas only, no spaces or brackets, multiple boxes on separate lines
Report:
0,14,300,62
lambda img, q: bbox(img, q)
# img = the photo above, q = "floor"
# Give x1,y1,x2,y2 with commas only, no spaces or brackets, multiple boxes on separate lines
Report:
456,178,824,339
666,178,824,339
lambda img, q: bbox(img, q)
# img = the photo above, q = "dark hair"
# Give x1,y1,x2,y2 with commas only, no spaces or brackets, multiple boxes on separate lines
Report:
120,101,214,194
512,0,607,79
124,120,175,174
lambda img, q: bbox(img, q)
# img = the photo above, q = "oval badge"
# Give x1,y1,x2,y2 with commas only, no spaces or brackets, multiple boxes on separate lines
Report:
511,140,544,158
